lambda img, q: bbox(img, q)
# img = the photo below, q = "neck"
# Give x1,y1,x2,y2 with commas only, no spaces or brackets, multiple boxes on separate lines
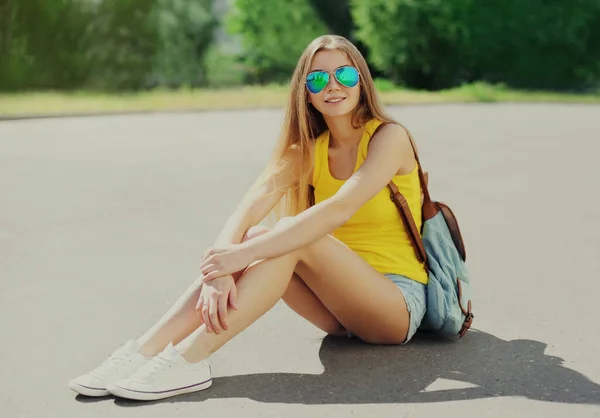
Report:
324,114,363,148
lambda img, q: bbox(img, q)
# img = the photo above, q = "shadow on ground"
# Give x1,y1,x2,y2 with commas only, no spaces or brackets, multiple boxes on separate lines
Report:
105,330,600,406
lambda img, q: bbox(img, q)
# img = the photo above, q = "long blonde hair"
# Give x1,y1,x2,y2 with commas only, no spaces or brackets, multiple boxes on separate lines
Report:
258,35,397,224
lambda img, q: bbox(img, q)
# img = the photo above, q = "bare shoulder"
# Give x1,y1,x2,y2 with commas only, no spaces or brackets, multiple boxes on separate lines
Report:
368,122,417,175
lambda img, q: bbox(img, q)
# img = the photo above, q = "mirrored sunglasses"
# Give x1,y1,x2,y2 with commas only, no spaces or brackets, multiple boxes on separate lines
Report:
306,65,360,94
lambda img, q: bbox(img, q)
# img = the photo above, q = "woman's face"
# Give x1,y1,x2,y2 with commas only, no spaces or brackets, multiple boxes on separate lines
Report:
306,49,361,118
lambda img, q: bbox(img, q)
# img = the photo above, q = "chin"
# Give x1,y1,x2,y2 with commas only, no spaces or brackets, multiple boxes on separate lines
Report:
321,109,352,118
317,101,359,118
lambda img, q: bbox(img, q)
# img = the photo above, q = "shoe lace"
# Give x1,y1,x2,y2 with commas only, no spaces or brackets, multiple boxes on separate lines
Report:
90,351,132,380
129,356,172,383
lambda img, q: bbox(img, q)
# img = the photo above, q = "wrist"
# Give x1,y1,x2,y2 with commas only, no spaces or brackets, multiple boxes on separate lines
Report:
239,240,260,264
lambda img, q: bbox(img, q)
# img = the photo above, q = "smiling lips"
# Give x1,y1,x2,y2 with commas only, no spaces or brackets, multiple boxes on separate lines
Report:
325,97,346,104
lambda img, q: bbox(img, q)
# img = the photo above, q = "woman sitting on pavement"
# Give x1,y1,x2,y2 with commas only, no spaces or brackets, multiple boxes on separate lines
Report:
68,34,428,401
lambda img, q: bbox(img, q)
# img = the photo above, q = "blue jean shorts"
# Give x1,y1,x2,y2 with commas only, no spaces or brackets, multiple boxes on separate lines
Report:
347,274,426,344
385,274,427,344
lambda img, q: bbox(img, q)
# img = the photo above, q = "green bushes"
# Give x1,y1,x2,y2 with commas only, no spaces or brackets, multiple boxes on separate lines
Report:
84,0,159,91
0,0,94,90
0,0,216,91
467,0,600,90
351,0,600,90
227,0,329,84
150,0,217,88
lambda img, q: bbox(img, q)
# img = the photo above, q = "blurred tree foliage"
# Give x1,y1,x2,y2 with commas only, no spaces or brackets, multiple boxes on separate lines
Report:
0,0,216,91
85,0,158,90
0,0,93,90
467,0,600,90
351,0,600,90
306,0,353,40
226,0,329,83
150,0,217,88
0,0,599,91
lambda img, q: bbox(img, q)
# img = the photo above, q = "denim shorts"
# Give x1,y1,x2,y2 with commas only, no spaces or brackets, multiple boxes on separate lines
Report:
385,274,427,344
347,273,426,344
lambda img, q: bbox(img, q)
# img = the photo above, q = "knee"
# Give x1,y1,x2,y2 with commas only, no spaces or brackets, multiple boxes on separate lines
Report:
273,216,295,230
248,217,321,260
242,225,271,242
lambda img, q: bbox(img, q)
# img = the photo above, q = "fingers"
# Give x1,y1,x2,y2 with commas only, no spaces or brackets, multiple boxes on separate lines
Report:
201,269,222,283
196,277,236,334
200,252,218,272
218,294,229,331
196,296,204,317
200,294,233,334
201,301,212,333
229,282,239,310
209,295,221,334
200,247,214,263
200,253,220,279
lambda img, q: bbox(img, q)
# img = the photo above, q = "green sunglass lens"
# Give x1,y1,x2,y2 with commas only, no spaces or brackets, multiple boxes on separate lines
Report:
335,66,359,87
306,71,329,93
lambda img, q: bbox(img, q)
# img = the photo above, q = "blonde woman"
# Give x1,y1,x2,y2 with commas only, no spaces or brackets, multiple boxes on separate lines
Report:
68,34,428,401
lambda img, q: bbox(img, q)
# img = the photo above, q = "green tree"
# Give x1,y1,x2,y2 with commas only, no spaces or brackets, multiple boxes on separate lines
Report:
465,0,600,90
0,0,15,62
351,0,600,90
306,0,353,39
305,0,382,78
227,0,329,84
0,0,94,90
352,0,475,90
85,0,159,91
0,0,219,91
152,0,218,88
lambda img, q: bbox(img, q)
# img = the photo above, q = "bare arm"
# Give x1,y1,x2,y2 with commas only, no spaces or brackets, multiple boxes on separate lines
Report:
241,124,417,262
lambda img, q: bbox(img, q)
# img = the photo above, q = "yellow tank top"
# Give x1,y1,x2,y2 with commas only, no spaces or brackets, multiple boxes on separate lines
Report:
312,118,428,284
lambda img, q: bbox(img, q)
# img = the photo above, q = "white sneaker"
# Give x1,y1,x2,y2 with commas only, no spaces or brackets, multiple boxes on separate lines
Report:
107,342,212,401
68,340,150,397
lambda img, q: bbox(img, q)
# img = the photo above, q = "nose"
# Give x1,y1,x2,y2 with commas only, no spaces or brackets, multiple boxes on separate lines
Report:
326,75,342,91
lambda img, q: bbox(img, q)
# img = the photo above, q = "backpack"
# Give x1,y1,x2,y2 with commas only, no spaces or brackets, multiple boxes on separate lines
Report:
375,122,475,338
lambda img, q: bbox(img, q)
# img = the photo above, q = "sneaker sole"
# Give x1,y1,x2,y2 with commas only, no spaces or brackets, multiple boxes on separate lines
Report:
68,381,110,397
107,379,212,401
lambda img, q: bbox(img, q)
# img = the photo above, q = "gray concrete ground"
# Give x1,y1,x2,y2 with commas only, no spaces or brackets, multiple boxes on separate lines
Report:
1,104,599,418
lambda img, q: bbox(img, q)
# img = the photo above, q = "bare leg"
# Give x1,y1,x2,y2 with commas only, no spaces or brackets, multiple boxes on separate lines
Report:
135,277,205,357
175,250,300,362
239,226,347,337
135,226,343,357
281,272,347,337
137,216,411,363
175,220,412,362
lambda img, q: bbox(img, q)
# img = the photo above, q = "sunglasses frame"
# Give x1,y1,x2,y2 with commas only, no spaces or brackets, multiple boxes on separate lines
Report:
305,65,361,94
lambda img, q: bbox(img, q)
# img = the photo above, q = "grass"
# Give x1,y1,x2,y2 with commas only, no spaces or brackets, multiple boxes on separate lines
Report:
1,82,599,118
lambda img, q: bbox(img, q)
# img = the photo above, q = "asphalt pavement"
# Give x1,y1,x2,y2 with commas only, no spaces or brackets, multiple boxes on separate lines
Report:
1,104,599,418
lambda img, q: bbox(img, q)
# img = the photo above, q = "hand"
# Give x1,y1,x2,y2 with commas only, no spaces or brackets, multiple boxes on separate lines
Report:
200,244,254,282
196,275,238,334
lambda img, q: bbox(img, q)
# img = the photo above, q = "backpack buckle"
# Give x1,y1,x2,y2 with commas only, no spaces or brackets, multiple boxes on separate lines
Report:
459,312,474,338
